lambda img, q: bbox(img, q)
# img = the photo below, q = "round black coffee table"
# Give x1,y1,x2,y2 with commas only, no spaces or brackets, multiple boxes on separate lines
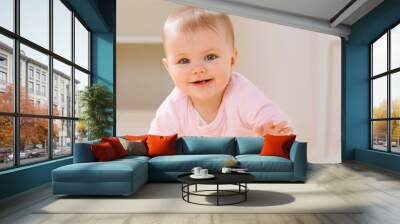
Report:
177,173,255,206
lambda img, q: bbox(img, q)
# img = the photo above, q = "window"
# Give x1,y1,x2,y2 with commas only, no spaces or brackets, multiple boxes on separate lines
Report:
0,35,13,113
20,0,49,49
0,71,6,85
75,18,89,70
41,73,46,82
74,69,89,118
0,54,7,67
0,116,13,170
0,0,91,170
35,83,40,95
42,85,46,97
371,23,400,154
0,54,7,86
53,119,72,158
53,59,71,117
35,70,40,81
28,81,34,94
0,0,14,32
53,0,72,60
28,67,34,80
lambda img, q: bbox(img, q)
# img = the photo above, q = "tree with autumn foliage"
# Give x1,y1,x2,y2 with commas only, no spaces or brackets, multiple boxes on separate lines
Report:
0,85,14,150
0,84,59,152
372,99,400,143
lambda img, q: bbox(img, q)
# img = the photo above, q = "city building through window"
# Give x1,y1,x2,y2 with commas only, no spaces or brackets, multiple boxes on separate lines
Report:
0,0,91,170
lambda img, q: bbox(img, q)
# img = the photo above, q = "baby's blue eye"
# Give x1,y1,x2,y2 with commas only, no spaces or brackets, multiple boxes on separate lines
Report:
178,58,190,64
206,54,218,61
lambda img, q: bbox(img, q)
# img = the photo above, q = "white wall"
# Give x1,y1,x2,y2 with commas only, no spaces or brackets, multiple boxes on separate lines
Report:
117,0,341,163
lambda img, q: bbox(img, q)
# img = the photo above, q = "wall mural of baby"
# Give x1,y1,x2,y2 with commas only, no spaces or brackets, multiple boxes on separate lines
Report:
148,6,295,137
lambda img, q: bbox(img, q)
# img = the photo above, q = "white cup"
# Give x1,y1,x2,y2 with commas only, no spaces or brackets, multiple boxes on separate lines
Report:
191,167,202,176
221,167,232,174
200,169,208,176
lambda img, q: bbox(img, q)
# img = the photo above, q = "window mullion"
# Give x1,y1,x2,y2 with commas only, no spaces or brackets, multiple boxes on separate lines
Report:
49,0,54,160
370,45,373,149
13,0,20,167
388,30,391,152
71,10,76,155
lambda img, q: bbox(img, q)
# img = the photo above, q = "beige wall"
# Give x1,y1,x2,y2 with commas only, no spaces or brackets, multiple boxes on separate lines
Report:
231,16,341,163
117,1,341,163
116,44,172,135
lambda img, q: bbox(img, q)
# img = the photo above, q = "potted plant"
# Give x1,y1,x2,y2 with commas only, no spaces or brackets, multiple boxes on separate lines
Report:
79,84,113,140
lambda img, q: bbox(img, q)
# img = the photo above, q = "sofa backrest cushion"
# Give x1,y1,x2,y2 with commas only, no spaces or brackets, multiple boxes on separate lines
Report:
235,136,264,155
73,139,100,163
176,136,236,155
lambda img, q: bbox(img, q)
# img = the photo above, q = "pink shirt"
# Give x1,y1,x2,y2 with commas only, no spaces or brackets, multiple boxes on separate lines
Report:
148,71,294,137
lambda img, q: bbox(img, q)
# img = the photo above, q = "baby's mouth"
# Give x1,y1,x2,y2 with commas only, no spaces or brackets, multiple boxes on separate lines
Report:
190,78,213,86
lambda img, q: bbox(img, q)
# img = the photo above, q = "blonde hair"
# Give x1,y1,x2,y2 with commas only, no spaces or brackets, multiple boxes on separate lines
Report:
162,6,235,50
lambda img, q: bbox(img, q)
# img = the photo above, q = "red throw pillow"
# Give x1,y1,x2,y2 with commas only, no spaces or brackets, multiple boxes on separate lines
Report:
146,134,178,157
91,142,117,161
101,137,127,158
260,134,296,159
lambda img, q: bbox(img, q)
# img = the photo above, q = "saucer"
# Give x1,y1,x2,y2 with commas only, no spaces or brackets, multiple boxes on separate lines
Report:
190,174,215,179
232,170,249,174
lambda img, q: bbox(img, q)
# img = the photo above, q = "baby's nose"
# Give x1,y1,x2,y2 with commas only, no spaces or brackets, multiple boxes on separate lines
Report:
191,66,206,75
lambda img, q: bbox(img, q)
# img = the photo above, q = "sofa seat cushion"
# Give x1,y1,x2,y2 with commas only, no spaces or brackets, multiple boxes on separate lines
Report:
52,159,147,183
116,155,150,163
236,155,293,172
149,154,235,172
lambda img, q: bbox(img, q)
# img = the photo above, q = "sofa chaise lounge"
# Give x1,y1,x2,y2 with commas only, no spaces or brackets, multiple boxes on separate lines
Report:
52,136,307,196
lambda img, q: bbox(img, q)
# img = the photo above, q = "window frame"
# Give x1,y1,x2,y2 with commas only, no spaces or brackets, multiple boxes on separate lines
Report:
0,0,92,171
370,21,400,154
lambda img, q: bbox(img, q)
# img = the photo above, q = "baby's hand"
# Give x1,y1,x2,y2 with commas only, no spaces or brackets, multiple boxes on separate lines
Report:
255,121,293,136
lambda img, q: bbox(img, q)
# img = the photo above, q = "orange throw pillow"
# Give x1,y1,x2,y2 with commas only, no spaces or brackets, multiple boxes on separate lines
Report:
101,137,127,158
91,142,117,161
260,134,296,159
146,134,178,157
124,135,148,141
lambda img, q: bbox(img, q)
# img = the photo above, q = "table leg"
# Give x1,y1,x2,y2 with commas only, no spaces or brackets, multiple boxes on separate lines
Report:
187,184,190,202
195,184,197,192
245,183,247,201
217,184,219,206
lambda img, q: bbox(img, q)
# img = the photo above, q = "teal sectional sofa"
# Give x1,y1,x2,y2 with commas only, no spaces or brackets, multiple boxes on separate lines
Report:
52,136,307,196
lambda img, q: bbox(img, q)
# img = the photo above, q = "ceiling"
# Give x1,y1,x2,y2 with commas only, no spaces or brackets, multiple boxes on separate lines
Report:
117,0,384,41
224,0,379,25
167,0,384,38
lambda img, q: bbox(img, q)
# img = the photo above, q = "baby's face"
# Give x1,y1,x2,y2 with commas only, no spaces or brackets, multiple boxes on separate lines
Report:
162,26,237,102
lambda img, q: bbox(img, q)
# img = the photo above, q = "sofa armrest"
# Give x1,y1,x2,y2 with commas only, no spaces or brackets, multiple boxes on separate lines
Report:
289,141,307,181
73,140,100,163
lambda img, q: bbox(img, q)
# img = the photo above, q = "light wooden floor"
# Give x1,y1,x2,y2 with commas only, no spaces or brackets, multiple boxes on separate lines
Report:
1,162,400,224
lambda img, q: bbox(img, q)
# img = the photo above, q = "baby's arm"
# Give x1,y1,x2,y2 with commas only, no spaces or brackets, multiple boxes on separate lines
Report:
254,120,294,136
238,86,295,136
